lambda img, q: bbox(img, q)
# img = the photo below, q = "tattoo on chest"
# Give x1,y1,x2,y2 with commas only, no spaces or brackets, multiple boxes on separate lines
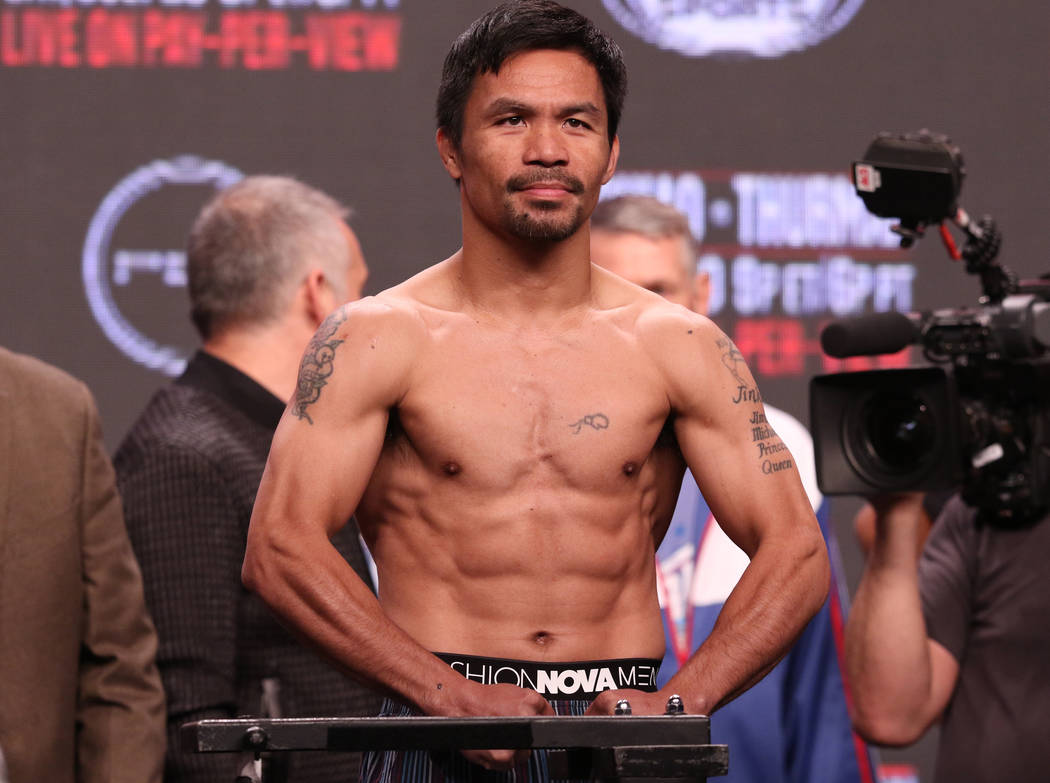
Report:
570,413,610,434
292,309,346,425
717,337,763,405
750,410,794,475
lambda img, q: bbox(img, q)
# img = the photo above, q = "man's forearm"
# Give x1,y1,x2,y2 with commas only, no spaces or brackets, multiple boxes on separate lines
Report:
845,496,934,744
242,527,480,716
665,529,829,715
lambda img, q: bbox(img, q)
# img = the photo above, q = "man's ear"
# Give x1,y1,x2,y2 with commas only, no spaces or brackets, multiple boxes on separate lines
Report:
600,135,620,185
302,267,336,328
436,128,463,181
693,271,712,317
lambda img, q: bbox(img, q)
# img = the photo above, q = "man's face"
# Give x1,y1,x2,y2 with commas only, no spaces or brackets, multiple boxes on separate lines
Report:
590,229,701,311
438,48,619,244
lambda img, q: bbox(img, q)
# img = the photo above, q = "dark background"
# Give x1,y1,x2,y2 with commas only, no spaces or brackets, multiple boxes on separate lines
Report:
3,1,1048,778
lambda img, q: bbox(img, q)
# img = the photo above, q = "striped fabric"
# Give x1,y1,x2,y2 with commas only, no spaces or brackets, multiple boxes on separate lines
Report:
360,699,591,783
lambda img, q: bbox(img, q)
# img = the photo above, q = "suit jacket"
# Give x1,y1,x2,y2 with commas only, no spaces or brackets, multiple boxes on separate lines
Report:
115,351,381,782
0,347,166,783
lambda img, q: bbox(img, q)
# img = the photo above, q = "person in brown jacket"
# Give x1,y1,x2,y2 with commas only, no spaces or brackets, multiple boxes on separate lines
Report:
0,346,166,783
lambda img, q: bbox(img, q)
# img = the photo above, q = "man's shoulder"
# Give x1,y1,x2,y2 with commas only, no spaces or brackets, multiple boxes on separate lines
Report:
0,349,99,478
328,262,465,353
592,267,717,346
0,346,92,413
329,289,431,343
116,383,257,470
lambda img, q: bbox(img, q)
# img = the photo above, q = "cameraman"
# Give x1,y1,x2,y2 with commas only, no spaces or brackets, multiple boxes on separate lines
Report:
845,491,1050,782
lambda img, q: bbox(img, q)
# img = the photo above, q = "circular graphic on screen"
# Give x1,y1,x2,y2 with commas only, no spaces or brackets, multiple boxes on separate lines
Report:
82,155,243,376
601,1,867,58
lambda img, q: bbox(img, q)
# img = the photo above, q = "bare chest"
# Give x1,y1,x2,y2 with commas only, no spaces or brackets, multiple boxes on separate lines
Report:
392,324,671,488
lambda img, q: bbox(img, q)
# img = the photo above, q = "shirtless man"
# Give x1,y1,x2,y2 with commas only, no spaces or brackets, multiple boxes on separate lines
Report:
242,2,829,778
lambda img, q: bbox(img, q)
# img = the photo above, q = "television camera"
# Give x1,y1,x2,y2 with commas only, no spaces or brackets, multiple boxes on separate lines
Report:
811,130,1050,525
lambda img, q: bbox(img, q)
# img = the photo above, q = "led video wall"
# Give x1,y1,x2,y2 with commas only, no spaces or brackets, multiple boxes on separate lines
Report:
3,0,1046,450
3,2,1046,776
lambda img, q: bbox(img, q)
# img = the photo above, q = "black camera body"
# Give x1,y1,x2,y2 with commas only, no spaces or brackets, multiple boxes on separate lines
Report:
813,357,1050,524
812,131,1050,525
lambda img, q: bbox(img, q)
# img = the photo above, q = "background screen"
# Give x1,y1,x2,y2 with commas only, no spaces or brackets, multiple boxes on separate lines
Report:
3,2,1047,775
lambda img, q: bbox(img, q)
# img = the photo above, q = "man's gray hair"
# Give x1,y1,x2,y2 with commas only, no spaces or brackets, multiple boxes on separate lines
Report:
591,195,697,277
187,175,352,339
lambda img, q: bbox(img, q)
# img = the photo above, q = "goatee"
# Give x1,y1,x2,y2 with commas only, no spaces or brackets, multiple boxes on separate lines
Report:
503,203,587,242
503,170,587,242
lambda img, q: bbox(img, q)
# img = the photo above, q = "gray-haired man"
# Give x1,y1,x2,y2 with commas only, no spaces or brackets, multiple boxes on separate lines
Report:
115,175,378,782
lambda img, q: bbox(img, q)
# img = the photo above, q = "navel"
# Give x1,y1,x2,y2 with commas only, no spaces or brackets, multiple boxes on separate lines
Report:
532,631,552,646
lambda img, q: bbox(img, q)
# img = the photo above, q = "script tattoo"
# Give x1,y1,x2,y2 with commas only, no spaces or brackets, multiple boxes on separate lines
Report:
717,337,763,405
750,410,794,475
570,413,610,435
292,309,347,425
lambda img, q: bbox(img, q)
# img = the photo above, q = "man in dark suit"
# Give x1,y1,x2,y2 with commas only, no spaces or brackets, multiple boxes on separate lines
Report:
114,175,378,782
0,346,166,783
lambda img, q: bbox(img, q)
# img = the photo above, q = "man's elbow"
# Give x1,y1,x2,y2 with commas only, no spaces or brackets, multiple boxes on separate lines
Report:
799,524,831,614
851,704,929,748
241,525,281,600
241,543,265,595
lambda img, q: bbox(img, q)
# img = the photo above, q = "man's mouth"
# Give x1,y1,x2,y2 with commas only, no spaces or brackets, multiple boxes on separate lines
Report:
507,173,584,196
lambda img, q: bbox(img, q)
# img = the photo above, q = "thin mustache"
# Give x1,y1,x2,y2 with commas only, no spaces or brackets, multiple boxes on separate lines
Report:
506,172,585,194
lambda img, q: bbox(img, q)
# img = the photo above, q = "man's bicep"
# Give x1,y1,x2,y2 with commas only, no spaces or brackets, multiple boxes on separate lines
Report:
262,404,390,535
255,303,412,534
669,327,813,554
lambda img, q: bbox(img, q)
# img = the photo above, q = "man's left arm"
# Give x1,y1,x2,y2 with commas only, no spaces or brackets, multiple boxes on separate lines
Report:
74,385,166,783
596,313,829,716
769,412,875,782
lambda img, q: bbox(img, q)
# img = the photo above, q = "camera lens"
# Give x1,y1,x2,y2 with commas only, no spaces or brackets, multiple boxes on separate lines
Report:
842,390,940,487
864,395,935,472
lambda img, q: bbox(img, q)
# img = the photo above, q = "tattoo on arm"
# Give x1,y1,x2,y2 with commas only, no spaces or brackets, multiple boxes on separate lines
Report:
292,309,347,425
570,413,610,434
750,411,794,475
717,337,763,405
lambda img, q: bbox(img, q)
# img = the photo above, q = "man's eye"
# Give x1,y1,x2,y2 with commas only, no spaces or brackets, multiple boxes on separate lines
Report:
500,116,525,126
566,118,590,129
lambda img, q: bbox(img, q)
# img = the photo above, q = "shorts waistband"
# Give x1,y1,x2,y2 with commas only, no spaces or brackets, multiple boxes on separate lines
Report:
433,652,661,699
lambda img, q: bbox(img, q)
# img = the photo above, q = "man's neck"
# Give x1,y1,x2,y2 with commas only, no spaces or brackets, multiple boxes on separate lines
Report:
202,324,305,404
456,221,595,326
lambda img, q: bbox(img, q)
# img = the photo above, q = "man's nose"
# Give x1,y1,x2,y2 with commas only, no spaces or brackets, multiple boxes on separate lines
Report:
523,123,568,167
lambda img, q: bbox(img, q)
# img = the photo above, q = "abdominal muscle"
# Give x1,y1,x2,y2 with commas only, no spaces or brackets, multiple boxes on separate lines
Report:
358,479,669,663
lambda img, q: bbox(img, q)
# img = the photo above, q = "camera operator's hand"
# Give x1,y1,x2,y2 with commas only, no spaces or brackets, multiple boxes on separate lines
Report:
854,493,931,558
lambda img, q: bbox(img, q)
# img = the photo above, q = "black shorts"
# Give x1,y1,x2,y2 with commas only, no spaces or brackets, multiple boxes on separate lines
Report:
360,653,661,783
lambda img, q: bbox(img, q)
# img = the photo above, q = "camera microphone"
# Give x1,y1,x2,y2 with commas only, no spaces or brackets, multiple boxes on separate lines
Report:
821,311,920,358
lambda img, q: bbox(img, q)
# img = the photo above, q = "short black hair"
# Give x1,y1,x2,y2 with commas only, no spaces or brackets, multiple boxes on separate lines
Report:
436,0,627,148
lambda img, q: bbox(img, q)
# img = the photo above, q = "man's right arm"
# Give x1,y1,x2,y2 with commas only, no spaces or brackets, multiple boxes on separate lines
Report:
244,301,453,710
844,494,959,745
242,302,552,743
